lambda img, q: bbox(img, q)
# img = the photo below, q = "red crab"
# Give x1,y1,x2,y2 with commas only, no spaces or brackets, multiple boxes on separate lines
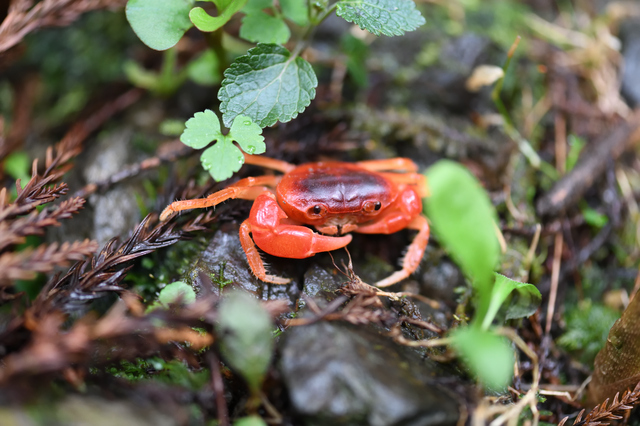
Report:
160,155,430,287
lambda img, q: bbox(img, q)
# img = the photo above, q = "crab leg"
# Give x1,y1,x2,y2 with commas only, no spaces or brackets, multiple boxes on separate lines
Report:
240,193,352,284
243,153,296,173
380,172,429,198
160,176,280,221
375,214,430,288
356,157,419,173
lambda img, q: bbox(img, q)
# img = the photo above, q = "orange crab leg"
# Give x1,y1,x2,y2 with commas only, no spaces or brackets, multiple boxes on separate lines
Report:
355,186,429,287
159,176,280,221
243,153,296,173
375,214,430,288
380,172,429,198
240,192,352,284
356,157,419,173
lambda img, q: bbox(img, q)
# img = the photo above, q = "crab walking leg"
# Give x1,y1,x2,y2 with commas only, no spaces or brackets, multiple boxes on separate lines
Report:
160,176,281,220
375,214,430,288
243,153,296,173
239,220,291,284
356,157,419,173
380,172,429,198
240,193,352,283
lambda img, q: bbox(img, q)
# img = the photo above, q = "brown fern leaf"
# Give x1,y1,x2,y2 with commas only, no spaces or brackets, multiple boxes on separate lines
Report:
558,381,640,426
34,212,216,313
0,197,86,252
0,239,98,286
0,0,126,55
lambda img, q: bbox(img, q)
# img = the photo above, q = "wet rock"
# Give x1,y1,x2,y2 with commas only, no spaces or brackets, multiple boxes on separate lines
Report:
302,265,344,305
83,128,140,247
185,223,300,303
620,19,640,107
0,395,177,426
279,321,460,426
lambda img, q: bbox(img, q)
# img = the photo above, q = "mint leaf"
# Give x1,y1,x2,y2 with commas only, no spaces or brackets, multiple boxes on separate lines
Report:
181,109,222,149
240,12,291,44
336,0,425,36
229,115,266,155
450,327,513,390
280,0,309,26
126,0,194,50
219,44,317,127
201,140,245,181
190,0,249,32
217,291,274,393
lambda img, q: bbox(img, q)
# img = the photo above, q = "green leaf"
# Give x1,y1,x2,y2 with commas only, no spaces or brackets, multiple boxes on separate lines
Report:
341,34,369,87
424,161,500,297
483,273,541,329
159,281,196,305
566,134,586,172
126,0,194,50
243,0,273,12
335,0,425,37
217,291,274,393
450,327,514,390
229,115,266,155
190,0,249,32
240,12,291,44
280,0,309,26
180,111,264,181
201,139,245,181
181,109,222,150
187,50,221,86
234,416,268,426
219,43,317,127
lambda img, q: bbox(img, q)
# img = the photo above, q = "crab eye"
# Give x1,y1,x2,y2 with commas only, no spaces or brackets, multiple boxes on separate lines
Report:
309,205,325,216
363,201,382,213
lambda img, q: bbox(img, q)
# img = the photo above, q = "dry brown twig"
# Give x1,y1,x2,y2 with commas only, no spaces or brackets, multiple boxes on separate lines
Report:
0,0,126,55
558,382,640,426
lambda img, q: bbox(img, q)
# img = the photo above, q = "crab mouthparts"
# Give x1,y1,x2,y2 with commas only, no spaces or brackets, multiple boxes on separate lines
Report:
315,216,359,235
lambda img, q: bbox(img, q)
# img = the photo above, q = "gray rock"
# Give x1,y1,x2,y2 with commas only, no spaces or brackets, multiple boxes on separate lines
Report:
280,321,460,426
185,223,300,303
621,19,640,107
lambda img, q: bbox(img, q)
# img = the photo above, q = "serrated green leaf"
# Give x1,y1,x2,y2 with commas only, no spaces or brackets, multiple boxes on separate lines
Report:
219,43,317,127
126,0,194,50
187,50,221,86
425,161,500,294
450,327,513,390
201,140,245,181
159,281,196,305
181,109,222,149
336,0,425,36
280,0,309,26
483,273,541,329
190,0,249,32
240,12,291,44
217,291,274,393
229,115,266,155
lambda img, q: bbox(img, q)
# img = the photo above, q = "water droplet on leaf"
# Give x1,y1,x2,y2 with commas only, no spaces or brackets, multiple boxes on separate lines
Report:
243,120,251,126
246,145,256,154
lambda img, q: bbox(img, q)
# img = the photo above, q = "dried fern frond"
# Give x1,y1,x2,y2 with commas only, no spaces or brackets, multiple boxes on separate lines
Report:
0,0,126,55
559,381,640,426
0,239,99,286
0,197,85,251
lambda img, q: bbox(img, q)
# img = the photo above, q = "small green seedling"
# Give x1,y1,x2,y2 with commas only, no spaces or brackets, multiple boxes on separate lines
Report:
180,110,265,181
425,160,541,389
